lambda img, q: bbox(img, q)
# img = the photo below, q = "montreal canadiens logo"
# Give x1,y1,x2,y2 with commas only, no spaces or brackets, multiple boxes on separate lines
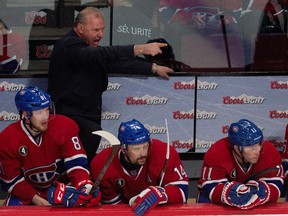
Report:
116,178,125,187
19,146,28,156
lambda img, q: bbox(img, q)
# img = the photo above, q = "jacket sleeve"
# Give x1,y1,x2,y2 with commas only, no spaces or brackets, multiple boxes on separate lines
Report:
105,57,152,75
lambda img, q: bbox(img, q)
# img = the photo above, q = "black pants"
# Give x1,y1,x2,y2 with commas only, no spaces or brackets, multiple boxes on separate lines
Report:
70,116,102,165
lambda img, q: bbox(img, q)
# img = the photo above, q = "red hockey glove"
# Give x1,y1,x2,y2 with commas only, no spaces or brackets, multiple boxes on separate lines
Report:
246,180,270,206
77,180,101,207
221,181,260,209
48,181,92,207
129,186,168,216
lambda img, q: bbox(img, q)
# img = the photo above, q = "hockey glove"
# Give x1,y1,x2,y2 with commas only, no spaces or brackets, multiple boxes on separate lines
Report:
129,186,168,216
77,180,101,207
221,181,260,209
48,181,92,207
246,180,270,205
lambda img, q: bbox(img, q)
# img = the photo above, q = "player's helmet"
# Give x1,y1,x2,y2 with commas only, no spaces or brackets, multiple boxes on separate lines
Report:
15,86,52,118
228,119,263,151
118,119,151,149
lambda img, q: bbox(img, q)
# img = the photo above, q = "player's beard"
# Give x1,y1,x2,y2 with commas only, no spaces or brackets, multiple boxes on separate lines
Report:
136,156,147,165
245,155,259,164
241,151,260,164
29,119,49,133
35,121,48,133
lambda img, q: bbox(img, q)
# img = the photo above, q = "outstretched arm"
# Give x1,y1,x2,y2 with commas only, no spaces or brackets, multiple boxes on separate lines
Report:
151,63,173,80
134,43,174,80
134,43,167,57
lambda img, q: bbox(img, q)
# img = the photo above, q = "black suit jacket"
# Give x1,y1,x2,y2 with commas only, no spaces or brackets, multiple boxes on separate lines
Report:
48,29,152,122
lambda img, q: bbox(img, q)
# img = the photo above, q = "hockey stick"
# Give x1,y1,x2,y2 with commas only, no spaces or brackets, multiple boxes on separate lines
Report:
90,130,120,194
159,119,170,187
220,15,232,69
243,165,280,184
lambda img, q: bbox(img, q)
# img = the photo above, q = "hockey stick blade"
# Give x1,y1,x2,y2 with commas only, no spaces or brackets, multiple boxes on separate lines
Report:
90,130,120,194
92,130,120,146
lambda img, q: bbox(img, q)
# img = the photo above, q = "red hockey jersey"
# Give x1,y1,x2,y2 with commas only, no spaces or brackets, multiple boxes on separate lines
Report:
91,139,189,204
0,114,90,204
198,137,284,204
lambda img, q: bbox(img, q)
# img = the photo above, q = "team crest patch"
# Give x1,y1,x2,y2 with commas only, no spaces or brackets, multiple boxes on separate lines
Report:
230,168,236,179
19,146,28,156
116,178,125,187
24,163,58,188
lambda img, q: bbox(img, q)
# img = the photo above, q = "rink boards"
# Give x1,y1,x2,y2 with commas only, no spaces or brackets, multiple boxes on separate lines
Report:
1,202,288,216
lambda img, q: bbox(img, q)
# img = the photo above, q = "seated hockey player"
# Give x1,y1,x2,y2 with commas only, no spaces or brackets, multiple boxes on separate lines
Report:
0,86,100,207
90,119,189,215
197,119,284,209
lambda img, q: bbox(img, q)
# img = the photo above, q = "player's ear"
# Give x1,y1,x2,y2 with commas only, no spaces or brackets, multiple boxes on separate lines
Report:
22,111,29,121
233,144,240,154
121,147,127,155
